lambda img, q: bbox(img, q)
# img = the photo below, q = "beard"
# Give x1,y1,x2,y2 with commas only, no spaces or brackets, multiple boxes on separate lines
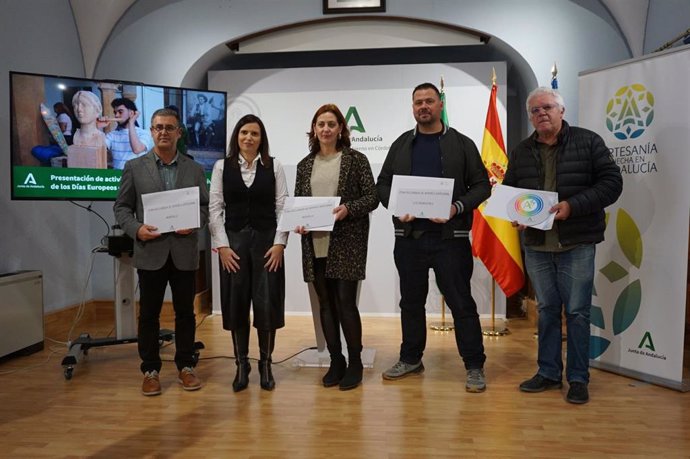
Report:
415,115,437,126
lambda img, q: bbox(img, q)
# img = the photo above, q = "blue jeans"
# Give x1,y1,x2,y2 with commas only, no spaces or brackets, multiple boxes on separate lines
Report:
524,244,595,383
394,233,485,369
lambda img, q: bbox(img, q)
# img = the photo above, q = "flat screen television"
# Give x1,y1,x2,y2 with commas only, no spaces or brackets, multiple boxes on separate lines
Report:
10,71,227,200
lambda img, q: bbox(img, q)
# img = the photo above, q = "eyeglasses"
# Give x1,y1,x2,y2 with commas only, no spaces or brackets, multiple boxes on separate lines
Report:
529,104,558,115
151,124,179,133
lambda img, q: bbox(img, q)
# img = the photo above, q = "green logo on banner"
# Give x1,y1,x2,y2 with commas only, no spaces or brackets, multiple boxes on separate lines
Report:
590,208,644,358
605,84,654,140
638,331,655,351
345,106,365,133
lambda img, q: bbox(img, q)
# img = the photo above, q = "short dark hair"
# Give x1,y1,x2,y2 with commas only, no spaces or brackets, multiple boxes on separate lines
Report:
150,108,180,124
111,97,137,111
53,102,72,116
412,82,441,99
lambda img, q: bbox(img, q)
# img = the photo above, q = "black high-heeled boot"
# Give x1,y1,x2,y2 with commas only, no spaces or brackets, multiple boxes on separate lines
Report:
322,354,347,387
339,351,363,391
258,329,276,391
231,328,250,392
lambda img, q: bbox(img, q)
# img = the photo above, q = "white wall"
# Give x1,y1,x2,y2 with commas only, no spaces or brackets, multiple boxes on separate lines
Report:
7,0,688,313
208,62,509,315
95,0,632,123
0,1,99,312
88,0,632,309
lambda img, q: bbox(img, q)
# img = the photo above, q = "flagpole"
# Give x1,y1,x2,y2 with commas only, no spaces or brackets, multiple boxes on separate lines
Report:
479,69,510,337
482,279,510,336
430,297,454,332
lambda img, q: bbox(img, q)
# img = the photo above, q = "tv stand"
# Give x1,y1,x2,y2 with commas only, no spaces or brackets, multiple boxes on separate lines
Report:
61,249,202,380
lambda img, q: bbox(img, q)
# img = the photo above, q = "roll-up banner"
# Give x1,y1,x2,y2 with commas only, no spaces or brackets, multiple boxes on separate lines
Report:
579,45,690,390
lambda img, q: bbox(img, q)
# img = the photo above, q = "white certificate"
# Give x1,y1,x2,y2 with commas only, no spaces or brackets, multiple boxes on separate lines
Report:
389,175,455,219
277,197,341,232
141,186,200,233
483,184,559,230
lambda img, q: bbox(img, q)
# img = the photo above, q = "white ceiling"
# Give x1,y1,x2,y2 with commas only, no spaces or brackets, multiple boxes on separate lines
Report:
600,0,649,57
69,0,650,78
70,0,136,77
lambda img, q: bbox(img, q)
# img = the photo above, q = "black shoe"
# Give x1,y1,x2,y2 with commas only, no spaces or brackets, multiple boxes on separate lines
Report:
339,362,363,391
519,374,563,393
566,381,589,404
259,360,275,391
322,355,347,387
232,360,250,392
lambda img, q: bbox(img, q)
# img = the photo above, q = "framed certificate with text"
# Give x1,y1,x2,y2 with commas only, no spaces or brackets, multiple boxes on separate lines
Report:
323,0,385,14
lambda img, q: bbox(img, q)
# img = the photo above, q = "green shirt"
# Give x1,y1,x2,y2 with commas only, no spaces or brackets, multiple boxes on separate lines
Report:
530,142,574,252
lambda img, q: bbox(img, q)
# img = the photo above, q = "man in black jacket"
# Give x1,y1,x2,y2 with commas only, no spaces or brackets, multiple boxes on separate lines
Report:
377,83,491,392
504,87,622,404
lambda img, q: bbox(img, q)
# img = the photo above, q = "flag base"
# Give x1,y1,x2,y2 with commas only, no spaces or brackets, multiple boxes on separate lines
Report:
482,325,510,336
429,321,454,332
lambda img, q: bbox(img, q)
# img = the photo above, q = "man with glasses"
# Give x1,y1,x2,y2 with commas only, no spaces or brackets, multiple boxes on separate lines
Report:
114,108,209,396
103,98,154,169
503,87,622,404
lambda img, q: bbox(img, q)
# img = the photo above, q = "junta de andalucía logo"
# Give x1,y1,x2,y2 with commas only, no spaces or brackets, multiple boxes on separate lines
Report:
345,106,365,133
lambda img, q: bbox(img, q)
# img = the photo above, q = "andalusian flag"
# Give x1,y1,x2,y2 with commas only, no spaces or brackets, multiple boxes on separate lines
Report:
471,74,524,297
440,76,449,126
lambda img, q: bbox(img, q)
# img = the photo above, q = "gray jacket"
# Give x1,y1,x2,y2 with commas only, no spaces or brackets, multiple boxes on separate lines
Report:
113,150,209,271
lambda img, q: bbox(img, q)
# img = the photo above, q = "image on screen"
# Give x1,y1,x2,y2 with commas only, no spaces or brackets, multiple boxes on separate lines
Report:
10,71,227,201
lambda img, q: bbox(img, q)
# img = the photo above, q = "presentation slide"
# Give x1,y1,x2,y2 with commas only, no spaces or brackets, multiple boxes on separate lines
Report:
10,71,227,201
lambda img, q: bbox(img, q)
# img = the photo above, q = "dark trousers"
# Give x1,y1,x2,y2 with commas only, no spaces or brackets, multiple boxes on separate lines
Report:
219,227,285,331
312,258,363,359
394,233,485,369
137,255,196,373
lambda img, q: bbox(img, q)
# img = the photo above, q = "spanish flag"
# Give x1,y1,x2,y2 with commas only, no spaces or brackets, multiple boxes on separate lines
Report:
471,78,524,297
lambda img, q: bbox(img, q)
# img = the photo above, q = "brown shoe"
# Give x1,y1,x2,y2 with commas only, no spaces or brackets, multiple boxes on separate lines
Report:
142,370,161,396
178,367,202,391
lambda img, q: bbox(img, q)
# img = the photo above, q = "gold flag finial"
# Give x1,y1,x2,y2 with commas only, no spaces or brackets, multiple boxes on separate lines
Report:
491,67,496,86
551,62,558,78
440,75,445,91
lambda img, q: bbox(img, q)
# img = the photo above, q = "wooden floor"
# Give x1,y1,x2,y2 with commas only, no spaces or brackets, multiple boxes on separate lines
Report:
1,312,689,458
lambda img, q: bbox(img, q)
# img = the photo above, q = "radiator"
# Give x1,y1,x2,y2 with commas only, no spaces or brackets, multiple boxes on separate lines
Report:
0,271,44,359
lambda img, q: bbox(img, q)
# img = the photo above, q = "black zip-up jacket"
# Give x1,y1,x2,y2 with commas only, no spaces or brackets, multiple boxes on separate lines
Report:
503,120,623,247
376,124,491,239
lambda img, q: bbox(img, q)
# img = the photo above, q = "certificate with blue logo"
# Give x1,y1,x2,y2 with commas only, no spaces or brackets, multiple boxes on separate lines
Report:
483,184,558,230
